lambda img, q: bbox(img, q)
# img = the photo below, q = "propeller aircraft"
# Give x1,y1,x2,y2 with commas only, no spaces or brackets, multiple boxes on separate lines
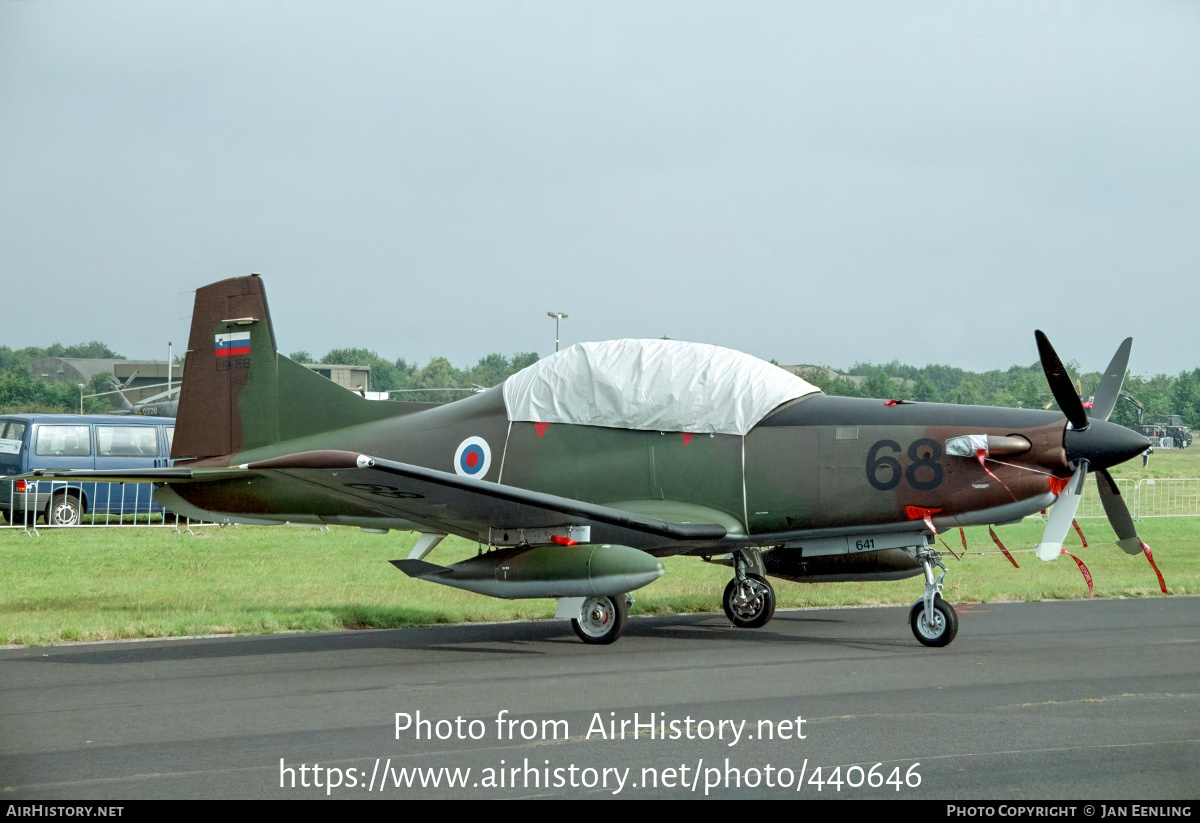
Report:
31,275,1152,646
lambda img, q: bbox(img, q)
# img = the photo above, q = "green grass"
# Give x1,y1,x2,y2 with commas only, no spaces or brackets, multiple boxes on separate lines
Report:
2,511,1197,646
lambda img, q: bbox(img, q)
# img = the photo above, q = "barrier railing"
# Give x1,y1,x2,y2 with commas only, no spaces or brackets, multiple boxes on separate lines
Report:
1125,477,1200,519
1040,477,1200,521
1074,476,1137,519
1,477,212,535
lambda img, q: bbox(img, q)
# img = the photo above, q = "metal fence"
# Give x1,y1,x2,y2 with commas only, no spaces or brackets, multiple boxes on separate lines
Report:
1123,477,1200,519
1,477,212,535
1060,477,1200,520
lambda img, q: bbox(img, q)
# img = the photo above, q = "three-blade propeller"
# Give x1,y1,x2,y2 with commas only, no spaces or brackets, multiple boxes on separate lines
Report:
1035,332,1147,561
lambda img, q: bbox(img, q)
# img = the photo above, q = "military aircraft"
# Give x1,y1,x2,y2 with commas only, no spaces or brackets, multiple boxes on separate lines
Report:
108,378,180,418
33,274,1151,646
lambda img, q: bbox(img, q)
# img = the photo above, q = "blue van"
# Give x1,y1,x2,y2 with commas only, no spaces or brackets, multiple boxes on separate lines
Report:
0,414,176,526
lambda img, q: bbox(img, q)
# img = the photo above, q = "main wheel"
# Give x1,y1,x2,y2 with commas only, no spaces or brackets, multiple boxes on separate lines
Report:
571,595,627,645
909,596,958,647
47,492,83,526
722,573,776,628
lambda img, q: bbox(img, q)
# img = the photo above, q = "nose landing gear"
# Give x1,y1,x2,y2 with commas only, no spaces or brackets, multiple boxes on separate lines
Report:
909,547,958,647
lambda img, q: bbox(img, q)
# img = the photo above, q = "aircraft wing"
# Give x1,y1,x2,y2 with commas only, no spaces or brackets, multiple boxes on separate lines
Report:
252,450,730,550
30,450,729,551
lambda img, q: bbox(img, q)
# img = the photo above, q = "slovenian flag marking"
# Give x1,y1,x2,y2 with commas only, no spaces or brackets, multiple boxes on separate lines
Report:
215,332,251,357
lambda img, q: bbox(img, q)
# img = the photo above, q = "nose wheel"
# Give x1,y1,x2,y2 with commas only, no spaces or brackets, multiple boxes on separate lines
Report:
910,547,958,647
909,595,958,646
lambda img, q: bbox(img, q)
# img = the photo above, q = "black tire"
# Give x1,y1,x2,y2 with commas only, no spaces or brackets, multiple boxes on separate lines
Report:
722,573,776,628
46,492,83,526
0,508,10,524
909,596,958,647
571,595,627,645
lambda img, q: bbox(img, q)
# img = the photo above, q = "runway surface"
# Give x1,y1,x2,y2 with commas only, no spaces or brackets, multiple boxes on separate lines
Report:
1,597,1197,799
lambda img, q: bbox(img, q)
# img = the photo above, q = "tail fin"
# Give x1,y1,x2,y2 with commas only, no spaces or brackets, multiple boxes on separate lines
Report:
106,379,135,413
172,274,432,461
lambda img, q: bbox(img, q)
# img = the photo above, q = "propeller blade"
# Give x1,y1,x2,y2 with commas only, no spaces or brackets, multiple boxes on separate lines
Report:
1089,338,1132,423
1038,463,1087,561
1096,467,1144,555
1035,331,1089,431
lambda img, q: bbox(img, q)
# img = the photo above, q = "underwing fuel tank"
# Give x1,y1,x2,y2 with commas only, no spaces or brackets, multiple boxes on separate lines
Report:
391,544,664,599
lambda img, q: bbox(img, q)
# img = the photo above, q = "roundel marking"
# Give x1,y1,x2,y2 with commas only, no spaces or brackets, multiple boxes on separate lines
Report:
454,436,492,478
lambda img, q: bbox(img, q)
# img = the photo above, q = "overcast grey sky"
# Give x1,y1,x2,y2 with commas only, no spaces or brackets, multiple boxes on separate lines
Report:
1,1,1197,380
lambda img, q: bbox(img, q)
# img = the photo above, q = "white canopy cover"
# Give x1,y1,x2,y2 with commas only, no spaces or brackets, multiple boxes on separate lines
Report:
501,339,819,436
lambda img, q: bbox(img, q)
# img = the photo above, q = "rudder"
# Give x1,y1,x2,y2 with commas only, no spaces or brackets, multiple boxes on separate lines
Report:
172,274,278,460
172,274,438,462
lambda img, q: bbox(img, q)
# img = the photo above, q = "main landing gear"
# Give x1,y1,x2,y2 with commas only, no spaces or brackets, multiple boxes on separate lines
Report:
909,546,958,647
723,549,776,629
716,542,960,646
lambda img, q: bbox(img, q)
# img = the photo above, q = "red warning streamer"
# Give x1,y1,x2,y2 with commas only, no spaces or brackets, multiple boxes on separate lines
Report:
922,514,938,537
1143,542,1168,594
937,537,962,561
976,449,1019,502
988,526,1020,569
1071,519,1088,547
1062,550,1094,596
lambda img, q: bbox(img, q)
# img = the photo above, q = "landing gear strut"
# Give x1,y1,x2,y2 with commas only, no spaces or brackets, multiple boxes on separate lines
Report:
723,549,776,628
909,546,958,647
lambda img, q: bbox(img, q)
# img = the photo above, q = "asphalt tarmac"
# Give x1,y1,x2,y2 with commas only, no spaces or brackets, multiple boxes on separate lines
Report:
1,597,1197,800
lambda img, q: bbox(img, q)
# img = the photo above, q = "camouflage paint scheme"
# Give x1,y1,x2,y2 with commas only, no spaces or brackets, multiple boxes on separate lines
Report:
33,275,1150,644
166,277,1078,558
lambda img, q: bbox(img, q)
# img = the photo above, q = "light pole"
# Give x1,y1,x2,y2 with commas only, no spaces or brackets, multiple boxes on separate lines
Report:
547,312,568,352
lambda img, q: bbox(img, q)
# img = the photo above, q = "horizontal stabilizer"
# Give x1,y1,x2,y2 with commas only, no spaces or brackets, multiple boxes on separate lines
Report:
28,467,249,483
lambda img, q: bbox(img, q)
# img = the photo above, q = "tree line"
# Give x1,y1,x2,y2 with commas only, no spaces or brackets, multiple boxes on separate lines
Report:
1,340,1198,430
794,359,1200,430
285,347,541,403
0,343,125,415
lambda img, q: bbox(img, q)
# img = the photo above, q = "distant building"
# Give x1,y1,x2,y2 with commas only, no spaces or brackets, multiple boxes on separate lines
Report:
29,357,125,388
113,361,184,403
301,363,372,393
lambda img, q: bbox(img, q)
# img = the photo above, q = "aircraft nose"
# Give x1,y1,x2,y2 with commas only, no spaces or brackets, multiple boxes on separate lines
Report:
1064,420,1150,471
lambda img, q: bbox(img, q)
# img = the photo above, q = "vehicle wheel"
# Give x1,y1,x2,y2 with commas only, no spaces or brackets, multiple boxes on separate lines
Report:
0,508,10,524
909,596,958,647
571,595,627,645
47,492,83,526
723,573,776,628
